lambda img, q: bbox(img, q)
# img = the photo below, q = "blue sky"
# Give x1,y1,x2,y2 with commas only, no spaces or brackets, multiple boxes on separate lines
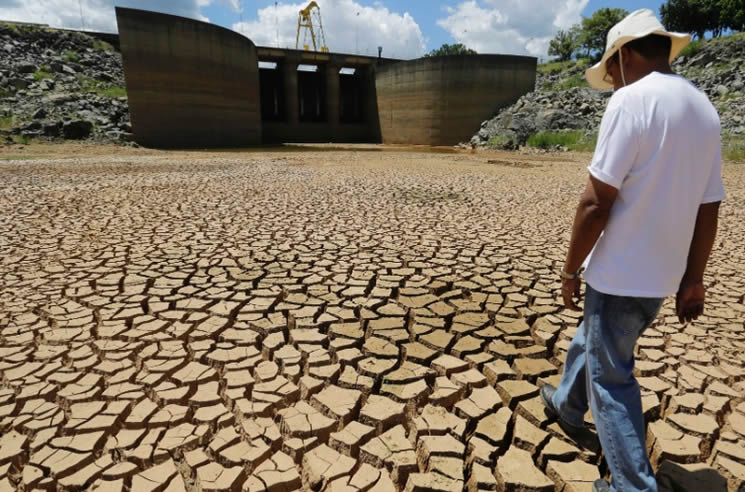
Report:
0,0,667,59
210,0,667,58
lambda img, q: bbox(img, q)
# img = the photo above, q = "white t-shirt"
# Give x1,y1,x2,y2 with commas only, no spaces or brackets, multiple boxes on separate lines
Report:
584,71,725,298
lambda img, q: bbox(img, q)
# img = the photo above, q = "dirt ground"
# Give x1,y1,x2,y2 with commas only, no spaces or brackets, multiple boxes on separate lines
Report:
0,143,743,491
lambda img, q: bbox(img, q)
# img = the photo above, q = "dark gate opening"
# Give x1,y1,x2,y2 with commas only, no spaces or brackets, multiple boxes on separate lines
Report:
298,65,326,123
259,62,285,122
339,67,363,124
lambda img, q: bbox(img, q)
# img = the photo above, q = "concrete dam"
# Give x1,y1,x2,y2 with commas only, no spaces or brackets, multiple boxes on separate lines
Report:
115,7,537,148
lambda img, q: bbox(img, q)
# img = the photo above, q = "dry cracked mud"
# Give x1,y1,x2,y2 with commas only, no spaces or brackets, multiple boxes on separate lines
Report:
0,146,744,492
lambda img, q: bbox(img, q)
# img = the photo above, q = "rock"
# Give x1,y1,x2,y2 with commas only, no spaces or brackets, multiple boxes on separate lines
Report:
63,120,93,139
32,108,47,120
536,109,577,131
8,78,28,90
496,447,553,491
22,121,42,132
717,85,729,97
17,63,36,74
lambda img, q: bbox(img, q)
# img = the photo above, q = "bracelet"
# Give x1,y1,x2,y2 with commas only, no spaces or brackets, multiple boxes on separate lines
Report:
558,268,582,280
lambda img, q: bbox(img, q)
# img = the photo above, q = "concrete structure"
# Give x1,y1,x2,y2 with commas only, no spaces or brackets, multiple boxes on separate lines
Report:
375,55,536,146
117,8,261,148
254,48,389,144
115,8,536,148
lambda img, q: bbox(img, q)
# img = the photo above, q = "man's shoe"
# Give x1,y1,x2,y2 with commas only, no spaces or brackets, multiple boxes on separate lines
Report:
540,384,584,431
592,479,610,492
540,384,600,453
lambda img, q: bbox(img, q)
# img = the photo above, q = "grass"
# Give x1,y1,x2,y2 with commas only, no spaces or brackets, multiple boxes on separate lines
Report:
92,39,114,52
681,31,745,58
526,131,597,152
680,38,705,58
0,115,14,130
63,50,80,63
723,135,745,162
542,72,589,91
556,73,588,90
76,74,126,98
9,135,33,145
33,69,53,81
487,135,511,147
537,58,589,75
0,21,20,35
95,86,126,98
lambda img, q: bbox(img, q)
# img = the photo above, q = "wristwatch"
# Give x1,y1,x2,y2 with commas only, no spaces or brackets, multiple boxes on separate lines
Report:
558,268,583,280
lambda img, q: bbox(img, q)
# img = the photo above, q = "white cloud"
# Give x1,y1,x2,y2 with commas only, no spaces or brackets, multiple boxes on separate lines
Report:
437,0,589,58
0,0,238,33
233,0,427,59
0,0,425,58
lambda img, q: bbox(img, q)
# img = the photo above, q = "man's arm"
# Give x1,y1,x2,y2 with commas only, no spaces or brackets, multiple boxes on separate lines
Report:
676,201,721,323
562,175,618,310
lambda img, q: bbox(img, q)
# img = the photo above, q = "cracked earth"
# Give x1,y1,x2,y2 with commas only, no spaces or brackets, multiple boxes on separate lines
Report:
0,147,744,492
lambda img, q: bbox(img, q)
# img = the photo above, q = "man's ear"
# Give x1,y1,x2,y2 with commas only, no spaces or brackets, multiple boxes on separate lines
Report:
620,46,633,66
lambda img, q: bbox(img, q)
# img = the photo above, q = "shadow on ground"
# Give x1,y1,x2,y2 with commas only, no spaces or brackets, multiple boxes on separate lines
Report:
657,460,728,492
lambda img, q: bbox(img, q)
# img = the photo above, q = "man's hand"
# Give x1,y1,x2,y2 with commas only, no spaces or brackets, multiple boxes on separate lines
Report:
676,280,705,323
562,277,582,311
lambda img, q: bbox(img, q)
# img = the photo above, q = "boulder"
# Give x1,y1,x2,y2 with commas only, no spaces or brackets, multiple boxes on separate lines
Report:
32,108,47,120
8,78,29,90
535,109,577,132
17,63,36,74
62,120,93,139
43,121,62,137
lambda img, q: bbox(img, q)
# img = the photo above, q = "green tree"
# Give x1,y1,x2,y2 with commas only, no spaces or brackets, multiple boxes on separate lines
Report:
719,0,745,31
424,43,477,57
548,26,581,61
660,0,735,38
579,8,629,60
661,0,699,37
700,0,724,37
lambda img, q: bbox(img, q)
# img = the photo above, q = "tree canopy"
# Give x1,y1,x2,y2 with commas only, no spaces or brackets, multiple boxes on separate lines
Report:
546,1,744,63
424,43,477,57
579,8,629,59
548,27,580,61
546,8,628,62
661,0,745,38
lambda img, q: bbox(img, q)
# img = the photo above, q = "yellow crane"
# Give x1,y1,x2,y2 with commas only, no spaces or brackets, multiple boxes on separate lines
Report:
295,1,329,52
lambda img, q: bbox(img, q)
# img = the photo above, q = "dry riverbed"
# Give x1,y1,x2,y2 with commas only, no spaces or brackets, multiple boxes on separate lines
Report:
0,144,743,491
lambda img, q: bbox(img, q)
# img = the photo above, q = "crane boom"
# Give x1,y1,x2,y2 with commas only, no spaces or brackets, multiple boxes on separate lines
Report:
296,1,328,52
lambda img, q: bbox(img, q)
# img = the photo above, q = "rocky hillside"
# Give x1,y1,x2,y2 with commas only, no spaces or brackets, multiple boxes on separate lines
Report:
0,22,131,144
470,34,745,150
3,21,745,151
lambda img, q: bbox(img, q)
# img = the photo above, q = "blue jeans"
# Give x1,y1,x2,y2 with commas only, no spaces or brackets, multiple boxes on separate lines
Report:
552,284,664,492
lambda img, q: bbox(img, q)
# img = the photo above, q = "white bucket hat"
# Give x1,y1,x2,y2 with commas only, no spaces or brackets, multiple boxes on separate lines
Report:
585,8,691,90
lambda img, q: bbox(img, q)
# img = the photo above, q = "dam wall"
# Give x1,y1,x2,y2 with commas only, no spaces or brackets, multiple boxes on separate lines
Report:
115,8,537,148
116,7,262,148
374,55,537,146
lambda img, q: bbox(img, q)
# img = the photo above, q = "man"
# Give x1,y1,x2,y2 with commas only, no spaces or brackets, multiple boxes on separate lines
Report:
540,9,725,492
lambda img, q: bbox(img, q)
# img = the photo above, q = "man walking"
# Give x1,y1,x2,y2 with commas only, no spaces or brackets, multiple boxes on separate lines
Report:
540,9,725,492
